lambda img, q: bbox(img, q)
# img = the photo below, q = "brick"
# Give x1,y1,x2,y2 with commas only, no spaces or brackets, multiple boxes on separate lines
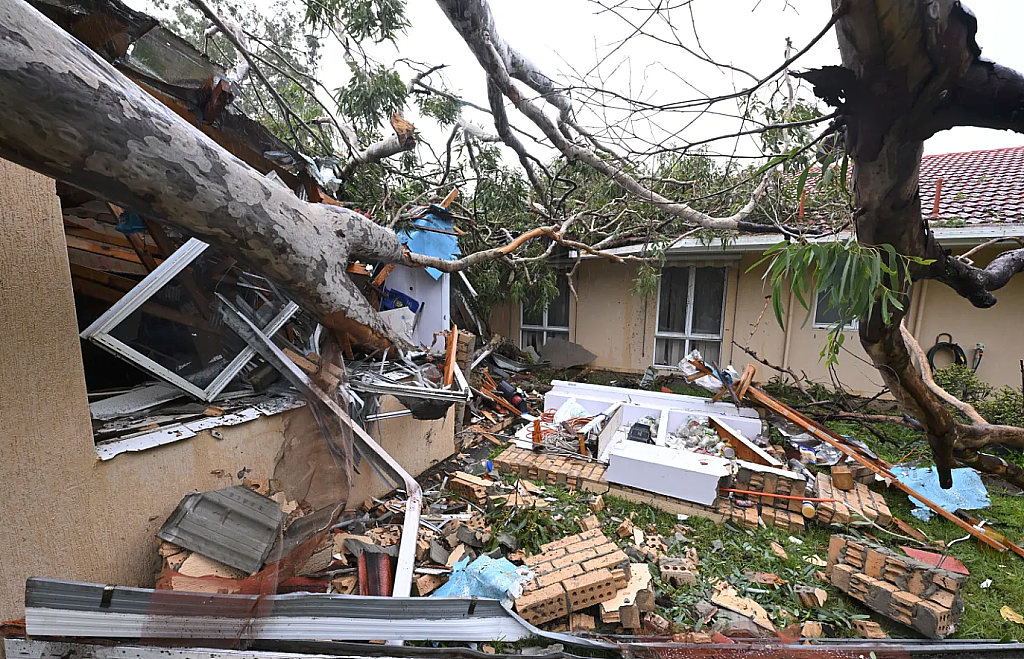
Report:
864,548,887,578
831,563,855,592
660,563,697,587
525,548,567,566
515,583,567,625
563,568,617,611
907,570,927,596
536,564,584,589
616,518,635,539
564,536,606,554
827,535,847,567
928,588,955,609
914,599,954,638
583,549,629,573
853,620,886,639
570,613,596,631
831,465,855,491
588,495,605,513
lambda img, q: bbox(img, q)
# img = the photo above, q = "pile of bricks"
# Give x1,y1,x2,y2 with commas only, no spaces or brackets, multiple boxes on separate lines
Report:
730,463,808,532
815,473,893,527
447,471,493,506
827,535,965,638
514,529,630,626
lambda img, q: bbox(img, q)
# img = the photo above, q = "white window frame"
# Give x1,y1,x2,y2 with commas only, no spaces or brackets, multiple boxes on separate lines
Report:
80,238,299,401
653,265,727,367
520,281,570,349
812,289,859,331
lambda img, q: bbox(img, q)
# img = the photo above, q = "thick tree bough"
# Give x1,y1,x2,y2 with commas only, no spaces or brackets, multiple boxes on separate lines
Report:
0,0,413,349
809,0,1024,488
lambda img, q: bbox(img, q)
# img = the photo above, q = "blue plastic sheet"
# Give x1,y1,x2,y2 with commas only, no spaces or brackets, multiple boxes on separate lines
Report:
894,465,991,521
432,555,533,604
398,206,460,280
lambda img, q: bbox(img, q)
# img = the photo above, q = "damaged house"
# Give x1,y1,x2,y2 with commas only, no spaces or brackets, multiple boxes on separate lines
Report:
490,146,1024,394
0,0,468,622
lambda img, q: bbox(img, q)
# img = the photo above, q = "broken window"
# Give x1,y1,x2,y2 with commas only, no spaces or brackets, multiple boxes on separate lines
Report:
813,289,858,330
654,266,726,366
520,274,570,351
81,238,299,401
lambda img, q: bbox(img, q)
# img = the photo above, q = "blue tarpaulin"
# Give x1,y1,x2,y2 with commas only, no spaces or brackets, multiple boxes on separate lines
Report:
398,205,460,280
432,556,533,605
894,465,991,521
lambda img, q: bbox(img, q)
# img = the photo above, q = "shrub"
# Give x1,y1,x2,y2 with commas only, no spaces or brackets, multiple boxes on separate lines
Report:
933,364,1024,427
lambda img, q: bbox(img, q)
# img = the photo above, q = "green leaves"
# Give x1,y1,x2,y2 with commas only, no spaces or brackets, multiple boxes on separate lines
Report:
334,64,407,131
750,238,919,366
305,0,408,42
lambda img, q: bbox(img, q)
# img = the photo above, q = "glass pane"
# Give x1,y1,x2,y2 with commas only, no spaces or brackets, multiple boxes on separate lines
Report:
546,275,570,328
521,295,543,326
690,339,721,365
655,337,688,366
657,267,689,333
522,329,544,352
692,267,726,336
815,290,842,326
545,330,569,344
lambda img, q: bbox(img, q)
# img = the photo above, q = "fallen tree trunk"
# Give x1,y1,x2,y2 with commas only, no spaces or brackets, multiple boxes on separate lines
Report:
816,0,1024,488
0,0,408,349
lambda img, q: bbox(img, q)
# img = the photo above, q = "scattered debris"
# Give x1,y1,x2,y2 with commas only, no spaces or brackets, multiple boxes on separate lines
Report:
770,541,788,560
1001,606,1024,625
853,619,888,639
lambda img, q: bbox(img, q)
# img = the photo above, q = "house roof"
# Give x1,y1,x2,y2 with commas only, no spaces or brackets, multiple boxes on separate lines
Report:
918,145,1024,226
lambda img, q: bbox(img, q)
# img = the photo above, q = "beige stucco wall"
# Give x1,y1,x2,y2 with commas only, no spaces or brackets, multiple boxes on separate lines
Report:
0,159,455,622
489,246,1023,394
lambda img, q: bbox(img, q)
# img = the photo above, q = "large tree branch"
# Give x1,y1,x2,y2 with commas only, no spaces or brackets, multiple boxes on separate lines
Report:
434,0,785,235
931,60,1024,135
0,0,406,350
927,245,1024,308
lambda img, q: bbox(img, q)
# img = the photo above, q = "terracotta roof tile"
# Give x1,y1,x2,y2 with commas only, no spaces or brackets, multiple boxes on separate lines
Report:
919,145,1024,225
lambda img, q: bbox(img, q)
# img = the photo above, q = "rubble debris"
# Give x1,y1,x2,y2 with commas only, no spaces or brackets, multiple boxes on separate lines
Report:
900,546,969,575
616,518,635,539
770,541,788,560
448,471,493,505
433,555,532,603
794,585,828,607
587,495,604,513
831,465,855,491
853,620,887,639
814,472,892,527
569,613,595,631
157,485,286,574
711,581,775,632
642,611,672,635
579,515,601,532
827,534,966,638
599,563,655,629
801,620,824,637
895,465,991,522
1001,606,1024,625
660,556,698,587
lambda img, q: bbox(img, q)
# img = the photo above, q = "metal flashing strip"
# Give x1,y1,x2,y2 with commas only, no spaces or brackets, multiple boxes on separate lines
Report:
157,486,286,574
23,579,536,643
94,396,305,461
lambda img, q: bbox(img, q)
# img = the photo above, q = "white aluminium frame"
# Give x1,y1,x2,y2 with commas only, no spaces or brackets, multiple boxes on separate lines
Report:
80,238,299,401
653,264,727,366
812,288,859,330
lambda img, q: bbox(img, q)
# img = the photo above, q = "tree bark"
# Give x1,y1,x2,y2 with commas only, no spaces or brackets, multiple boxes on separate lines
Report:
0,0,407,350
821,0,1024,487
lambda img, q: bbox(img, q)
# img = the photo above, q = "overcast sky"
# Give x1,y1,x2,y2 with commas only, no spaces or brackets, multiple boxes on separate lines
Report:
135,0,1024,160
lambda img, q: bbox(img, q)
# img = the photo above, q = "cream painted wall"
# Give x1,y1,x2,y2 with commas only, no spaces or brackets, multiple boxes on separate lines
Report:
913,247,1024,389
488,246,1024,394
0,160,455,622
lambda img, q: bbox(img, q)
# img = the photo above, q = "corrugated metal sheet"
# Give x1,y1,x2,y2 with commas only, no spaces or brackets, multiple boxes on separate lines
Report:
157,486,286,574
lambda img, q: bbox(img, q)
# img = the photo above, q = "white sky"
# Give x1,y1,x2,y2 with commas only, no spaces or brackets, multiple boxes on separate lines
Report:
132,0,1024,162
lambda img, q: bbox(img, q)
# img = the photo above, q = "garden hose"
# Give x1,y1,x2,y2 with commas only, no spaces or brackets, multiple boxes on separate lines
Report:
927,333,967,371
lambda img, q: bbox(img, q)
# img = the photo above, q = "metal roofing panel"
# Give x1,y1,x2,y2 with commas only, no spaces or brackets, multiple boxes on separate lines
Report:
157,486,286,574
